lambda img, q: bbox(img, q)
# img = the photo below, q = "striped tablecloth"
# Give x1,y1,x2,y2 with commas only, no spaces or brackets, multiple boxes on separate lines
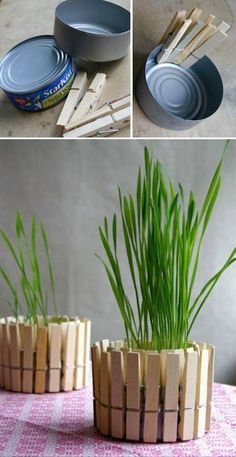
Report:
0,383,235,456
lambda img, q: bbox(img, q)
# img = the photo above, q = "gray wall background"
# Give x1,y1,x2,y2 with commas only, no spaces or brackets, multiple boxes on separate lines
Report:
0,139,235,384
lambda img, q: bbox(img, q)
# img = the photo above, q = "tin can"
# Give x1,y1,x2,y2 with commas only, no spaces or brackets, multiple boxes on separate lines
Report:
0,35,75,112
54,0,130,62
135,45,223,131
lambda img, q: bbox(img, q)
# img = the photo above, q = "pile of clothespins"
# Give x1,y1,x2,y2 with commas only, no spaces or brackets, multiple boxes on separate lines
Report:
156,7,230,66
57,71,130,138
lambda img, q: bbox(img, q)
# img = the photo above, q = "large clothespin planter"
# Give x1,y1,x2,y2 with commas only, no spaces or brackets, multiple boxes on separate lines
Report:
0,316,91,394
91,340,215,443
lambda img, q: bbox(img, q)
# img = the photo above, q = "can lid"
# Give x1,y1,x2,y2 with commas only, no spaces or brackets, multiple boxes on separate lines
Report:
146,63,205,120
0,35,71,94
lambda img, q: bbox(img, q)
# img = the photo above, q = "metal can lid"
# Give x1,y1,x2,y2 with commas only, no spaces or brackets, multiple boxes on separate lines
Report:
0,35,71,94
147,63,205,120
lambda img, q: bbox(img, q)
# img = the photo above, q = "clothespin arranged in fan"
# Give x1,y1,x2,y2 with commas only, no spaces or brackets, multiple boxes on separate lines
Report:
157,7,230,66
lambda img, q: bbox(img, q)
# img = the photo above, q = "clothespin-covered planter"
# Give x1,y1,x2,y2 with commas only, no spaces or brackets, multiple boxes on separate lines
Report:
91,340,214,442
0,316,91,393
95,145,235,444
0,213,92,394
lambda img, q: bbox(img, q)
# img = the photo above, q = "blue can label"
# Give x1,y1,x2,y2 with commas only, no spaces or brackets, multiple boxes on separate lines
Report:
7,61,75,112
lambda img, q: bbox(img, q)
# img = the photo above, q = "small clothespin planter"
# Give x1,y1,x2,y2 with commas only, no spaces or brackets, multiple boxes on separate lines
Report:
136,8,230,130
91,339,215,443
0,316,91,394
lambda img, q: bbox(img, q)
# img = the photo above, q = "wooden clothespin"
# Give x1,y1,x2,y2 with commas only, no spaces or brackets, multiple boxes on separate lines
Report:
22,324,35,393
126,352,141,441
163,352,180,442
157,19,193,64
68,73,106,126
0,322,4,388
83,319,91,387
111,350,125,439
64,94,130,133
64,105,130,138
114,340,124,351
1,322,11,390
48,323,62,392
57,72,87,127
193,31,227,60
35,326,48,393
62,321,77,391
107,342,115,354
206,345,215,431
160,349,171,386
205,14,215,25
91,343,101,429
187,8,203,26
159,10,187,43
75,318,91,389
181,8,203,37
170,21,205,63
101,339,110,352
121,345,128,375
9,323,21,392
194,348,209,438
198,19,230,47
100,351,111,436
74,320,85,390
174,23,216,64
136,349,145,384
217,21,231,33
143,353,160,443
178,349,198,440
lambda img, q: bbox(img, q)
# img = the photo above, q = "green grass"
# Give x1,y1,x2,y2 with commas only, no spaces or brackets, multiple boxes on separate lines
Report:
0,212,58,325
98,142,236,350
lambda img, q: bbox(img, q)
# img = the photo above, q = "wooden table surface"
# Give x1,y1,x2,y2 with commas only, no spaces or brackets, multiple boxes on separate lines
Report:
133,0,236,138
0,0,130,138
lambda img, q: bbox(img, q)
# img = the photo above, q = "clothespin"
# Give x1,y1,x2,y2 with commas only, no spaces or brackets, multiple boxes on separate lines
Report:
159,10,187,43
143,353,160,443
194,348,209,438
111,350,125,439
9,323,22,392
57,72,87,126
100,351,111,436
63,104,130,138
35,326,48,393
163,353,180,442
22,324,35,393
67,73,106,127
64,93,130,134
157,19,193,63
126,352,142,441
48,323,62,392
179,349,198,440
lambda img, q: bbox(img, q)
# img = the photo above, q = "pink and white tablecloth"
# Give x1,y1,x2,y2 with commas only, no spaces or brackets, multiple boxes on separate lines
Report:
0,383,235,457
